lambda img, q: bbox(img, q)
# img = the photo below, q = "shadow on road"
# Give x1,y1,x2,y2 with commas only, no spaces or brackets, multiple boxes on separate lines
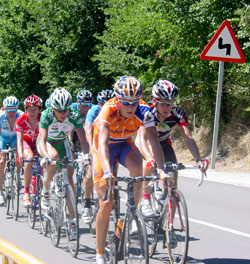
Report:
187,257,250,264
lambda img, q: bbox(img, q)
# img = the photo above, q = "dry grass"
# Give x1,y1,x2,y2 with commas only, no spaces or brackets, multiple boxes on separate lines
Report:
172,123,250,173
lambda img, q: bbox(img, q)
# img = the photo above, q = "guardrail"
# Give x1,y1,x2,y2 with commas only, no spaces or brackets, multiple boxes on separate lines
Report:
0,238,46,264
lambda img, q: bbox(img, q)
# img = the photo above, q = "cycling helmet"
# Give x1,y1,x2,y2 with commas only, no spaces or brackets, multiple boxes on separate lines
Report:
114,76,142,100
77,90,93,103
45,98,51,108
24,94,43,107
152,80,178,100
50,88,72,110
3,96,19,109
97,89,115,103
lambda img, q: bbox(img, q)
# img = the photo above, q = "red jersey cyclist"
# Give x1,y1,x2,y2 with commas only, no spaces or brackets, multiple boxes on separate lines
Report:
15,95,43,208
92,76,168,264
137,80,208,217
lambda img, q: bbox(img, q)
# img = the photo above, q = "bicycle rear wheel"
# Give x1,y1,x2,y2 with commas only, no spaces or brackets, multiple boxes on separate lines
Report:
64,185,79,258
123,210,149,264
165,189,189,264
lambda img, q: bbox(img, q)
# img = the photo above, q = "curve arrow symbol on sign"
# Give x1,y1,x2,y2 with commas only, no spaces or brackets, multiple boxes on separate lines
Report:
218,38,231,56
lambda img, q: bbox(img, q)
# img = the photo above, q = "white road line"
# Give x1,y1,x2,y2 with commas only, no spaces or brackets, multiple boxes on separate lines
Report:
189,217,250,238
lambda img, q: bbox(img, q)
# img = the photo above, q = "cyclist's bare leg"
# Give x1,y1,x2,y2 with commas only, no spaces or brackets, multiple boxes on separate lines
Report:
143,166,152,196
0,153,6,191
84,168,93,199
23,148,35,190
124,149,143,206
95,183,113,252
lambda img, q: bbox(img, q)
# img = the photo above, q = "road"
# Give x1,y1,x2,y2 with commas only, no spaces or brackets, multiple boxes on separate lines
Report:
0,166,250,264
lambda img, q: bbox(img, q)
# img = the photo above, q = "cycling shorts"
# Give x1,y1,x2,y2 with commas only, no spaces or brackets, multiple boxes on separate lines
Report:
23,140,39,156
161,138,177,163
36,137,73,169
0,137,17,150
92,141,139,183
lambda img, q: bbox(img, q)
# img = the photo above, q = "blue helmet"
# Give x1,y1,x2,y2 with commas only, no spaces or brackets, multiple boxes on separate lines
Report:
114,76,142,99
97,89,114,103
77,90,93,103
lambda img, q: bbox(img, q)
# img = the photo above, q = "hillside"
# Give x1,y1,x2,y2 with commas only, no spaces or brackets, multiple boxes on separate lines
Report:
172,122,250,173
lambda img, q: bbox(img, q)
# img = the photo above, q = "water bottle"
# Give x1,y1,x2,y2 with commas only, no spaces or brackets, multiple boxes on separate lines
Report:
31,176,36,194
115,219,124,239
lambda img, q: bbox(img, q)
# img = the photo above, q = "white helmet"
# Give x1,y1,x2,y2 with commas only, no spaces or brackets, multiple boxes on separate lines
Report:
3,96,19,109
50,88,72,110
152,80,178,100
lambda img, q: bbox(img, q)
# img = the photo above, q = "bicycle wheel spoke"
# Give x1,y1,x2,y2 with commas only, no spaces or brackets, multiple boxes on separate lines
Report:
124,211,149,264
165,190,189,264
64,185,79,258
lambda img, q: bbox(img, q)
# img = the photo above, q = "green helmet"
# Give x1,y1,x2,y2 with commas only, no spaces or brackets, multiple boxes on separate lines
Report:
50,88,72,110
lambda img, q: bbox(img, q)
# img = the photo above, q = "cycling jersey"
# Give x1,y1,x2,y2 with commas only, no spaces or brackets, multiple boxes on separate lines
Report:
93,97,155,151
85,105,101,124
148,101,188,145
39,108,83,143
71,102,95,124
0,110,23,149
15,112,41,146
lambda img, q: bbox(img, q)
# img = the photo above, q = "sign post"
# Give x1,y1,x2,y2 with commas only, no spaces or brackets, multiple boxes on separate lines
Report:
200,20,246,169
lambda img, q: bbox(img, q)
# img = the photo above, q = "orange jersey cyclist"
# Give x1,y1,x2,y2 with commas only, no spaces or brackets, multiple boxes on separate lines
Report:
92,76,168,264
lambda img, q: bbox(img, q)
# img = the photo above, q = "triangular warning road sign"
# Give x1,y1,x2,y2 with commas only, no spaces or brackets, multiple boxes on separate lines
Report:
200,20,246,63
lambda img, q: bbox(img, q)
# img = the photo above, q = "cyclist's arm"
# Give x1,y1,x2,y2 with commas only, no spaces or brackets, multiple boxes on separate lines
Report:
137,126,154,161
75,127,89,154
38,127,50,158
85,122,94,152
68,129,74,145
180,125,201,161
145,126,165,171
16,131,24,158
98,124,111,173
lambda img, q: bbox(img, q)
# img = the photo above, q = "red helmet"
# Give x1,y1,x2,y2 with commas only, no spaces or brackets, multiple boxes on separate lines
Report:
24,94,43,107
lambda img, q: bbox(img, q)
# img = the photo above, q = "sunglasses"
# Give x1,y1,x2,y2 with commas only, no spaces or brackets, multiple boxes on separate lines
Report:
80,102,92,107
6,108,17,112
54,108,70,113
156,101,174,107
120,100,139,106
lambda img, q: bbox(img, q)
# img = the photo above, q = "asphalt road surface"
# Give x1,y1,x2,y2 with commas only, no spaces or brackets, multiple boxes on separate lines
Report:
0,166,250,264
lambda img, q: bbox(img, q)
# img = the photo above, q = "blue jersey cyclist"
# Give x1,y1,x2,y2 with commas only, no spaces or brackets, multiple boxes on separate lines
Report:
0,96,23,206
69,89,94,152
82,89,114,225
137,80,209,217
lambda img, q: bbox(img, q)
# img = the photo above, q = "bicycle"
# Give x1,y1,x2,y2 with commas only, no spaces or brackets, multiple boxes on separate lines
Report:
43,156,80,258
22,157,47,234
104,173,156,264
74,152,98,234
144,162,206,264
2,146,20,220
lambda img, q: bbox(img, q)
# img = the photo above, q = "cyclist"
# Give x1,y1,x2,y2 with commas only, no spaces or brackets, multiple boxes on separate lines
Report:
0,96,23,206
137,80,208,217
82,89,114,224
92,76,168,264
37,88,89,238
69,89,93,152
15,95,43,208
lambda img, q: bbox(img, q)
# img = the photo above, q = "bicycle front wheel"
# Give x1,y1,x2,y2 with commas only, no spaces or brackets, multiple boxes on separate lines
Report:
64,185,79,258
123,210,149,264
165,189,189,264
12,171,20,221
